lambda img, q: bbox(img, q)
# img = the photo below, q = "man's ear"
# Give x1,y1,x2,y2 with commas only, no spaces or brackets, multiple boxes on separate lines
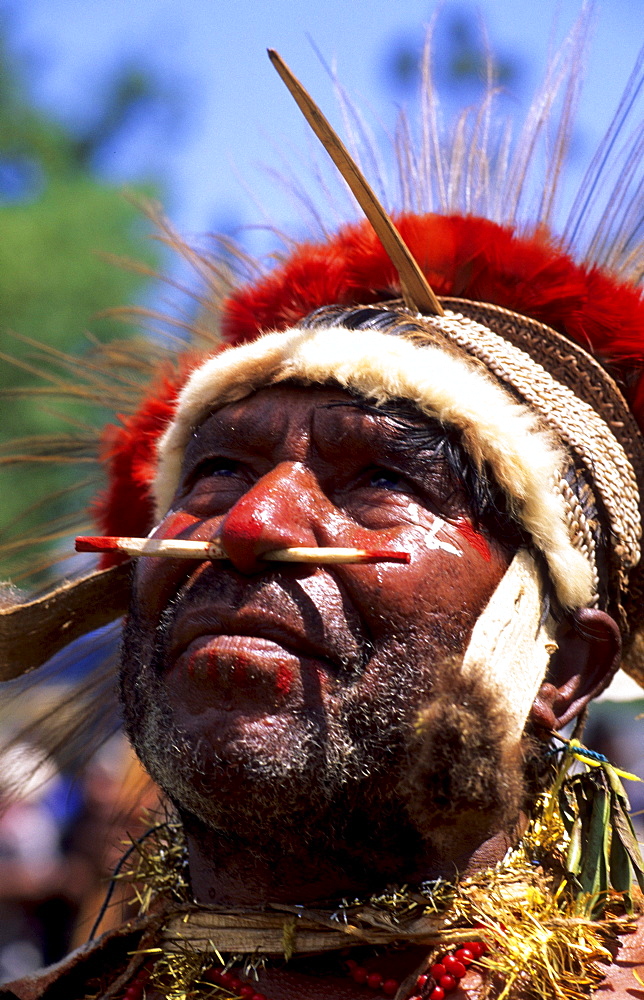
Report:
530,609,621,733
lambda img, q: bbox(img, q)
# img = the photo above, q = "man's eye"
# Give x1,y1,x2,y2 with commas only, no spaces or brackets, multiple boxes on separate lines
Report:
190,457,239,482
368,468,405,490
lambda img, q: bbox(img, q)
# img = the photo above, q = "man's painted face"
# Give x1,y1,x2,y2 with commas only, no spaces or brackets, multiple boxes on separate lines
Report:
120,384,513,847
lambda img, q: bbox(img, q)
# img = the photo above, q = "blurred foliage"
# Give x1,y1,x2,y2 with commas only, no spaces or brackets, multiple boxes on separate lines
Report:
0,32,171,577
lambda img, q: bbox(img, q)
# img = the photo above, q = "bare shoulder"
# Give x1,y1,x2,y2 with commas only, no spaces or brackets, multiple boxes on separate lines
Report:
594,914,644,998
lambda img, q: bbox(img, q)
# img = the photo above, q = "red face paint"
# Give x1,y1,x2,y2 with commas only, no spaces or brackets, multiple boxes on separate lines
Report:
232,650,249,685
187,648,199,679
75,535,122,552
157,510,202,540
275,662,294,695
454,518,491,562
220,504,268,573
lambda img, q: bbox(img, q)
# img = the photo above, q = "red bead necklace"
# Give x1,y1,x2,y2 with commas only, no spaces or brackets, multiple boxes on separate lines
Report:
204,968,268,1000
345,959,400,996
121,939,488,999
346,940,487,1000
122,965,151,1000
421,941,487,999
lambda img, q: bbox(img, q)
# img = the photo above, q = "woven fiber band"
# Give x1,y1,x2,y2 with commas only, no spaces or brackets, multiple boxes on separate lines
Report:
444,298,644,485
439,299,644,627
426,309,641,598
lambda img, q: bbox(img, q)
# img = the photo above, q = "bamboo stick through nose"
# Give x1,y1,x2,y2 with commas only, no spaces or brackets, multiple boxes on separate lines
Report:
75,536,411,565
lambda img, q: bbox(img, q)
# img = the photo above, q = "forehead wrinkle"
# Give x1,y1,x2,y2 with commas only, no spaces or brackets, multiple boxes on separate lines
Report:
315,399,434,456
182,387,359,472
322,399,446,447
182,393,422,486
181,403,293,480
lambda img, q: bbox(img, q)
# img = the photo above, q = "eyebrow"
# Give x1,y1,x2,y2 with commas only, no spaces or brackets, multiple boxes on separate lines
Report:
323,399,453,455
327,398,523,543
183,408,274,464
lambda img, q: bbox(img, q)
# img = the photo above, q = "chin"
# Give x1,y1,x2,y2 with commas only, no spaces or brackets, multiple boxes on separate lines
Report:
120,646,350,844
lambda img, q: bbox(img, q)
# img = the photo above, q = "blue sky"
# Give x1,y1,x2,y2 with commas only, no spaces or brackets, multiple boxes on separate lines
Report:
7,0,643,255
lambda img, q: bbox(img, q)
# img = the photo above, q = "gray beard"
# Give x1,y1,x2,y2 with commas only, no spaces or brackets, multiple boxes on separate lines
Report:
120,614,424,854
119,602,528,857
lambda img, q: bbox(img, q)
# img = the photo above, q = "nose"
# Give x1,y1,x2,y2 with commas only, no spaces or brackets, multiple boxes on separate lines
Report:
217,462,327,574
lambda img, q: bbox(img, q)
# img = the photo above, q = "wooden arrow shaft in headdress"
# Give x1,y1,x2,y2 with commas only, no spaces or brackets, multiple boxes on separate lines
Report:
268,50,444,318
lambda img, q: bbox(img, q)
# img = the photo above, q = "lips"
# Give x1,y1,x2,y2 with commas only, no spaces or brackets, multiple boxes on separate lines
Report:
168,605,361,679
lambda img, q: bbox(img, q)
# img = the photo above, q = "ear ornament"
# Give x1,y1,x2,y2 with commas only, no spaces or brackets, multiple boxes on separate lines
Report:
551,733,642,783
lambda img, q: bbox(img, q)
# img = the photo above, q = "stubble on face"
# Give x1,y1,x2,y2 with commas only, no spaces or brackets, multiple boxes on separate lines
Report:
119,585,528,861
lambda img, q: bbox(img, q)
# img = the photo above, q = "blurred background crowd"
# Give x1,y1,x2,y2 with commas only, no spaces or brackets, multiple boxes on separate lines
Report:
0,0,642,981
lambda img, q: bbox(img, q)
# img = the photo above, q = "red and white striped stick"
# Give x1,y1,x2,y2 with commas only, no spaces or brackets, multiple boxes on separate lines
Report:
75,536,411,565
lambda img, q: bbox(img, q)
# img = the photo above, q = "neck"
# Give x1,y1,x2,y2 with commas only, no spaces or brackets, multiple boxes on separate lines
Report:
181,811,517,908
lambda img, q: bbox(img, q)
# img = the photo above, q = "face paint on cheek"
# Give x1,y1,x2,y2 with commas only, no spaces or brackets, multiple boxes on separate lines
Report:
276,662,294,695
154,510,202,540
424,517,463,557
454,517,491,562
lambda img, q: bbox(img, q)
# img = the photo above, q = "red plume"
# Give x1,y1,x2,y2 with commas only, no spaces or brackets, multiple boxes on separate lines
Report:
94,355,206,561
223,214,644,418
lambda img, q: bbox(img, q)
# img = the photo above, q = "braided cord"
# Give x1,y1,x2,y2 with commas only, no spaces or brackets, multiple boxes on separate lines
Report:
430,310,641,603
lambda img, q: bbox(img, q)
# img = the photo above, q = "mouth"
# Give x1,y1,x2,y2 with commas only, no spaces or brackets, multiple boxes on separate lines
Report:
169,627,356,714
169,608,359,681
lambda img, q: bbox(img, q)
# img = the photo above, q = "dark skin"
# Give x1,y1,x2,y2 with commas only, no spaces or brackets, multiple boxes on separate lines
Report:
123,385,640,999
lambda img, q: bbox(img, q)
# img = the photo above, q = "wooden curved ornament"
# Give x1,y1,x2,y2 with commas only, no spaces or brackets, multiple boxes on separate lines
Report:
0,561,131,681
268,50,443,318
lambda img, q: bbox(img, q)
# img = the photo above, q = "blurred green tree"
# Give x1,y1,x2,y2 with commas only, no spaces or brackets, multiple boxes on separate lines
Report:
0,34,168,578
